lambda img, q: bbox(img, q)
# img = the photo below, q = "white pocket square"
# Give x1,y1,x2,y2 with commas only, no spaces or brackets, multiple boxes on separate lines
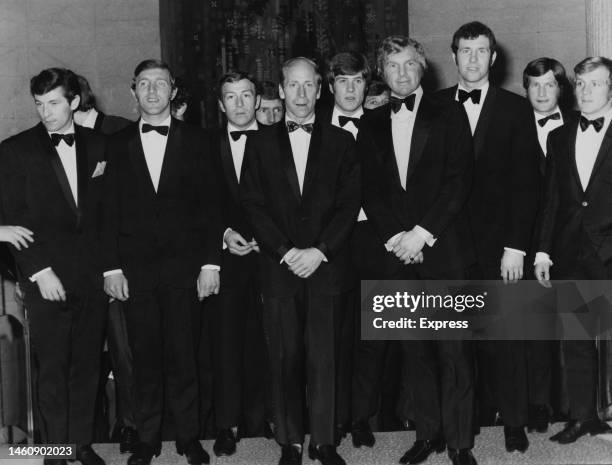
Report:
92,161,106,178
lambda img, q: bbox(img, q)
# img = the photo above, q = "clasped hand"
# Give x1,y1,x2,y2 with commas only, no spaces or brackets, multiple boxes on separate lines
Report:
224,230,259,256
285,247,324,279
392,230,425,265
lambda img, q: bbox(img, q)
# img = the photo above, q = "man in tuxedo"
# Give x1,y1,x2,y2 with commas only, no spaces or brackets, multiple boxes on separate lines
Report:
102,59,222,465
255,81,284,126
241,57,360,465
535,56,612,443
0,68,108,465
437,22,541,453
207,70,269,456
356,35,476,465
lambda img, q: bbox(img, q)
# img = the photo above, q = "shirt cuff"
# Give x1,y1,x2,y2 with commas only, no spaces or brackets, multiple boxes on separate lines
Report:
202,265,220,271
534,252,553,266
413,225,436,247
384,232,405,252
222,227,232,250
504,247,526,256
30,267,52,282
103,269,123,278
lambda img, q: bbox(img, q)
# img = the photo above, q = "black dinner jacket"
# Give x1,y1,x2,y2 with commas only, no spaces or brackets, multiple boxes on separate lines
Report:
0,123,107,291
357,93,475,277
101,118,223,291
538,113,612,275
437,85,541,270
530,109,576,178
93,111,132,135
240,119,360,298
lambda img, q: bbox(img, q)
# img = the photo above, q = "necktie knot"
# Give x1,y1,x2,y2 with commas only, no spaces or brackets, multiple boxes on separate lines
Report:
286,120,314,134
230,129,256,141
457,88,482,105
390,94,416,113
579,116,605,133
537,112,561,127
141,123,169,136
50,133,75,147
338,115,361,128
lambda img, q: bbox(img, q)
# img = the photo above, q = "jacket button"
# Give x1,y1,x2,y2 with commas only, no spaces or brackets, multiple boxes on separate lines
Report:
582,201,588,207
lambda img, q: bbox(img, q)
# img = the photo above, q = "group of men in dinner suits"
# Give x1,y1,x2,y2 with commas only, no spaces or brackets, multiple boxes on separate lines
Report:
1,16,612,465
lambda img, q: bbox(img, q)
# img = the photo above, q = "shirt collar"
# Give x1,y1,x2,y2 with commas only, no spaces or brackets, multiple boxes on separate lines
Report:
580,106,612,124
332,105,364,121
456,81,490,103
227,120,258,136
285,113,316,126
139,115,172,131
390,86,423,118
534,106,562,121
82,108,99,129
48,121,75,136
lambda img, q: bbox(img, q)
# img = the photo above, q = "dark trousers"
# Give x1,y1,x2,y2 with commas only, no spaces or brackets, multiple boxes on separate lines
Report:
335,288,357,430
263,285,346,446
27,284,107,445
123,286,201,448
207,276,268,434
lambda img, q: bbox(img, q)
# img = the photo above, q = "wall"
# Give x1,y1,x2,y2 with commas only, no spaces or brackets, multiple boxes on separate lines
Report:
0,0,161,141
409,0,587,94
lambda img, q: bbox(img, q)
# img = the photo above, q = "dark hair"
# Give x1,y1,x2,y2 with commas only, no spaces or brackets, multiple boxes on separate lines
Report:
574,56,612,90
451,21,497,55
279,57,322,87
30,68,80,103
76,74,97,111
171,77,191,112
522,57,569,91
327,51,372,85
366,80,389,97
131,59,175,90
260,80,280,100
376,36,427,75
217,71,259,100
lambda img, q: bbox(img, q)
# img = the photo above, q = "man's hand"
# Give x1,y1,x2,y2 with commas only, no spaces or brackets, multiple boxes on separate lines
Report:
286,248,324,278
250,240,260,253
36,269,66,301
392,230,426,263
402,250,424,265
225,230,255,256
197,269,220,301
534,262,552,288
104,273,130,301
0,225,34,250
500,250,524,284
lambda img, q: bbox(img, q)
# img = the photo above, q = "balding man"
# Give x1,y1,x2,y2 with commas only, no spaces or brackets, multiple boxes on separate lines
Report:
241,57,360,465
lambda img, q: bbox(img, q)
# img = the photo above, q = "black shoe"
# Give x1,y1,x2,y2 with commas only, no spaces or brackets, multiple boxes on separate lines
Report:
119,426,139,454
176,439,210,465
44,460,67,465
75,445,105,465
279,444,302,465
504,426,528,453
399,438,446,464
307,444,346,465
527,405,549,433
350,419,375,448
448,449,477,465
213,428,238,457
334,423,347,446
128,443,159,465
550,418,612,444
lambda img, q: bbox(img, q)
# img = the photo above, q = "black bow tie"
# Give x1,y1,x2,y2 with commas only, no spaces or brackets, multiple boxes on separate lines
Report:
538,112,561,127
141,123,169,136
390,94,416,113
230,130,256,141
50,133,75,147
457,88,482,105
338,115,361,128
286,120,314,134
579,116,605,133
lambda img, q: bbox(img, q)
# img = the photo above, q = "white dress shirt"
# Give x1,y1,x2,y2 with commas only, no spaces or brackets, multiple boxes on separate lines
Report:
227,120,258,182
81,108,99,129
287,114,315,194
139,116,170,192
455,82,489,135
331,105,363,140
534,108,564,156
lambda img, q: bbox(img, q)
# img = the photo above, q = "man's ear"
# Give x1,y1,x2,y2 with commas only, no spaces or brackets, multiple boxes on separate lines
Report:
278,84,285,100
329,82,334,95
490,51,497,68
451,53,458,66
255,94,261,110
316,83,322,100
70,95,81,111
170,87,178,101
218,99,226,114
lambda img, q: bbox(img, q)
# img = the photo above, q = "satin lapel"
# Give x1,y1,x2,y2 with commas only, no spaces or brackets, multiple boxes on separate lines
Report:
37,123,78,215
531,119,547,176
301,119,322,202
128,124,157,198
220,130,240,199
406,96,433,182
74,125,89,210
567,118,581,191
586,119,612,193
278,124,302,202
157,118,180,196
93,112,104,132
379,107,403,190
473,86,497,159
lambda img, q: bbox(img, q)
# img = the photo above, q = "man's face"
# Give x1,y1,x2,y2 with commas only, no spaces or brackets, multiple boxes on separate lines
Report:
34,87,79,133
454,35,496,88
131,67,176,118
527,71,561,114
575,66,612,117
382,47,423,97
330,73,366,113
219,79,259,128
364,91,390,110
256,98,283,125
279,60,321,121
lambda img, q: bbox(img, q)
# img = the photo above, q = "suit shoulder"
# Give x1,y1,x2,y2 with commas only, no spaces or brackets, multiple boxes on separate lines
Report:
360,104,389,126
1,125,39,149
323,120,354,142
435,86,457,102
496,87,529,108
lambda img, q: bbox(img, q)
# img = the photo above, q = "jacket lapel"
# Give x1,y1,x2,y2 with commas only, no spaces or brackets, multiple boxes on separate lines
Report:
37,123,78,216
406,95,434,181
128,123,157,199
586,118,612,193
473,86,496,159
157,118,180,195
93,112,105,132
220,130,240,200
566,117,582,191
74,125,89,214
278,123,302,202
301,119,322,201
377,107,403,190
